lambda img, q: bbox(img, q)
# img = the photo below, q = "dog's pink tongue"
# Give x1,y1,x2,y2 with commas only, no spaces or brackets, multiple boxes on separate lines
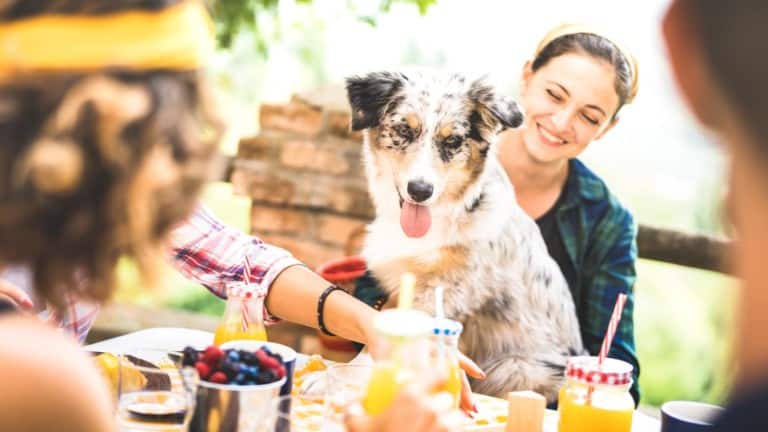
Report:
400,202,432,238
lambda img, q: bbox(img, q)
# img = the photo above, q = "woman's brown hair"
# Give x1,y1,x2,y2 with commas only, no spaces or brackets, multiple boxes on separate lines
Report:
532,25,638,119
0,0,220,310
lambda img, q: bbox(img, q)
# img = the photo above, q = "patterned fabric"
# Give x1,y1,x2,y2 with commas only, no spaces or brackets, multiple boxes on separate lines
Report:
353,158,640,404
0,205,302,343
555,159,639,405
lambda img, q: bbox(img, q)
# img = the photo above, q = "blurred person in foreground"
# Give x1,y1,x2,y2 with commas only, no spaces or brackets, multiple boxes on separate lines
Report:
663,0,768,429
0,1,467,430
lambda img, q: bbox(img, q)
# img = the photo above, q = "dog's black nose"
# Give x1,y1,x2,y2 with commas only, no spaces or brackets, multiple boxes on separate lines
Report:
407,180,434,203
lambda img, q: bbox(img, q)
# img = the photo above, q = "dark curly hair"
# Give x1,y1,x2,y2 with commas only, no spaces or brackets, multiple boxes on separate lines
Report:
0,0,221,310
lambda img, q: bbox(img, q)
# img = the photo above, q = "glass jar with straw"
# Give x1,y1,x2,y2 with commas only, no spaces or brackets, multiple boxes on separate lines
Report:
213,281,267,345
431,286,463,410
558,293,633,432
213,256,268,345
362,273,433,415
431,317,463,409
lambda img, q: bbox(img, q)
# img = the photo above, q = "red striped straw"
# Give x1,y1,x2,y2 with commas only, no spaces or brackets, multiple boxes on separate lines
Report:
598,293,628,366
586,292,628,404
241,255,253,332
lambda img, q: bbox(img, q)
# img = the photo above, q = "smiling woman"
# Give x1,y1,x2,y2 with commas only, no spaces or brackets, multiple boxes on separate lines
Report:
496,24,643,405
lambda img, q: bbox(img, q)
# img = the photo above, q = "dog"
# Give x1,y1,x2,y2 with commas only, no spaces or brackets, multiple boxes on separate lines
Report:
345,71,584,402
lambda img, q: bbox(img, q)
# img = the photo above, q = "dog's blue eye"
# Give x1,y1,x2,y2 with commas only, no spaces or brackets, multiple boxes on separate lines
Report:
444,135,463,148
394,123,412,138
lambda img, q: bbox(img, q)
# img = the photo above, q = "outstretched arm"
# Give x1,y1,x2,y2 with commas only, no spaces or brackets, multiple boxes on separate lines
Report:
167,205,377,344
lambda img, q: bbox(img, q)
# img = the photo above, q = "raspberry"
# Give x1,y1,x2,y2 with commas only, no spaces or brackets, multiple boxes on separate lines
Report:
195,361,212,380
209,371,228,384
256,348,281,370
274,364,286,379
254,349,269,364
202,346,224,366
268,352,284,363
261,356,281,370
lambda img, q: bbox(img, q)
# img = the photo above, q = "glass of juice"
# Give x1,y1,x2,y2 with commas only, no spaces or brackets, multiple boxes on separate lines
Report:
362,308,433,415
430,318,463,409
213,282,268,346
323,363,373,430
558,356,635,432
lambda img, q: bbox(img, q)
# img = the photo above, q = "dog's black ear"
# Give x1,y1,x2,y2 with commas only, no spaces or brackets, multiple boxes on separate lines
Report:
468,78,524,131
345,72,406,131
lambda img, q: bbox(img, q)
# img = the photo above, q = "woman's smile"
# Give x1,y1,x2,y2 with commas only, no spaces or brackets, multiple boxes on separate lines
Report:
537,122,568,147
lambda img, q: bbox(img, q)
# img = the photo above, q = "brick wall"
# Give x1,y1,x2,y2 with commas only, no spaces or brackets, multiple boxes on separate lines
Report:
233,89,374,271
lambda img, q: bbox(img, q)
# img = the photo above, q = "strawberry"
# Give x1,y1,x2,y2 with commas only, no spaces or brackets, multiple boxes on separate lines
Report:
209,371,229,384
195,361,212,380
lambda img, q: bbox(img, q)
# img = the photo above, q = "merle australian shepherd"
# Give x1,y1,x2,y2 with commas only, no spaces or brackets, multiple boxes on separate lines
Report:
345,71,584,402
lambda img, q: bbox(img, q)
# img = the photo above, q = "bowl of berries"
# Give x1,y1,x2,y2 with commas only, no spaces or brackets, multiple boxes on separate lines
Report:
183,344,287,432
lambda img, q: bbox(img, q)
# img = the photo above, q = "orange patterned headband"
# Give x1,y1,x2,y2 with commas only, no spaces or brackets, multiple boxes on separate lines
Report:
0,1,214,79
534,23,639,104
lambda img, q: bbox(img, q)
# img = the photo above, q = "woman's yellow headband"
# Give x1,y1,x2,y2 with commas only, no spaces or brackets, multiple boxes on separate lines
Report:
534,23,639,104
0,1,214,78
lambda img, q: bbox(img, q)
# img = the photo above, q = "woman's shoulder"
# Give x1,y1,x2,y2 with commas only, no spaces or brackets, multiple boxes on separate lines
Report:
0,315,114,431
567,159,635,229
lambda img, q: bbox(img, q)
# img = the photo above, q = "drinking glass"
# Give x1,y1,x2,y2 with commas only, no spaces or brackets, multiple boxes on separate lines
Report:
115,350,198,431
324,363,373,429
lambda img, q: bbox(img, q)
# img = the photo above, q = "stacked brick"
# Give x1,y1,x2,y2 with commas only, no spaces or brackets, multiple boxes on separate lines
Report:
233,91,373,270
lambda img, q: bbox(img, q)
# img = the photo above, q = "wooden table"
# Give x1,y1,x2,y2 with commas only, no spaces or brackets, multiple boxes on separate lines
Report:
86,327,661,432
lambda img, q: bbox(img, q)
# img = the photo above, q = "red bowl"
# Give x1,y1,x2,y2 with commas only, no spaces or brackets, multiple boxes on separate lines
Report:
316,256,367,284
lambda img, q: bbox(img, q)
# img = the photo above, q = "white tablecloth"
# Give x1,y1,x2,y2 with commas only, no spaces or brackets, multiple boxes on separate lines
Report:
85,327,661,432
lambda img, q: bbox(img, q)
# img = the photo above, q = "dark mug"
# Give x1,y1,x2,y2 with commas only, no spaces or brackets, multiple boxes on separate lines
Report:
661,401,725,432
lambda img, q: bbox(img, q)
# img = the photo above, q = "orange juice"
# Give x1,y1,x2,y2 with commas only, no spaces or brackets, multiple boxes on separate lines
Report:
558,356,635,432
440,360,462,409
363,361,414,415
213,282,267,346
558,383,633,432
362,309,433,416
431,318,464,409
213,317,267,346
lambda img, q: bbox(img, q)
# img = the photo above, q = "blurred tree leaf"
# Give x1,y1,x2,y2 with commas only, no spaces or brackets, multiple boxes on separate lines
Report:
211,0,438,50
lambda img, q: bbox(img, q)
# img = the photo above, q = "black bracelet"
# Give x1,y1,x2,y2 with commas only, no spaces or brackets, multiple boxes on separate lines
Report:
317,284,345,337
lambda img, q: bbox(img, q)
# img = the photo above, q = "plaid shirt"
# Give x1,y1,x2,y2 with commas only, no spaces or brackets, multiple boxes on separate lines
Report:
1,206,302,343
555,158,640,404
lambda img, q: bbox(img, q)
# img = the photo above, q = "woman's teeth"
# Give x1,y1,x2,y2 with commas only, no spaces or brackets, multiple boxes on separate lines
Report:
540,126,566,145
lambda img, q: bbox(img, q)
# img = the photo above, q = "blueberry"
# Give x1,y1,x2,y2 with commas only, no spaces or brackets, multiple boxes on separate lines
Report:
220,360,238,379
260,369,277,384
182,346,198,367
244,380,257,386
260,346,273,355
238,363,249,374
247,366,260,378
234,373,247,384
226,350,240,362
240,351,257,365
255,371,270,384
268,352,284,363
